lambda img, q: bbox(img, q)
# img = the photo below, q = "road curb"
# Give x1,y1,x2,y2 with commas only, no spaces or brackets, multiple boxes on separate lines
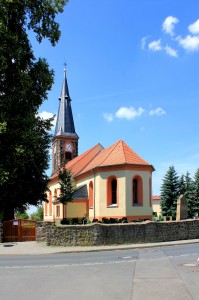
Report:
0,239,199,255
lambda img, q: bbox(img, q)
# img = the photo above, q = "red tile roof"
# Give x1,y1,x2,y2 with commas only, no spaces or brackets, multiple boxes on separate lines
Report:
51,140,154,181
66,143,104,177
76,140,154,176
152,195,161,201
50,143,104,180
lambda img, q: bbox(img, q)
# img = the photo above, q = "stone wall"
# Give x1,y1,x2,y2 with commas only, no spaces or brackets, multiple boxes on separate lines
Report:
36,220,199,246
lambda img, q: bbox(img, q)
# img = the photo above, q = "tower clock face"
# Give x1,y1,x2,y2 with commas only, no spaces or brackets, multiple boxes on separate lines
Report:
65,143,72,152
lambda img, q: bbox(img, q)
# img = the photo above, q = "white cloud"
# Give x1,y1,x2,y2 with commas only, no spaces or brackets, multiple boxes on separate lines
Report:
177,35,199,51
149,107,166,116
142,16,199,58
115,106,145,120
39,111,53,120
165,45,178,57
39,111,57,129
103,113,113,122
148,39,162,51
141,36,150,49
188,19,199,35
162,16,179,36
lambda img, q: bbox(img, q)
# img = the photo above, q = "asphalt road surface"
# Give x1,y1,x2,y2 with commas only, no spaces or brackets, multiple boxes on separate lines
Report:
0,243,198,300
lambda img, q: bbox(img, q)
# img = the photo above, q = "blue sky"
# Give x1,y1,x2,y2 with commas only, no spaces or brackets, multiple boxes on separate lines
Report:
31,0,199,197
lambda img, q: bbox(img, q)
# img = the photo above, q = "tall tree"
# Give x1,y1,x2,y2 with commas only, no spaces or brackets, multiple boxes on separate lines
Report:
183,172,195,218
15,209,29,220
0,0,68,220
57,167,74,205
160,166,179,217
30,206,44,221
178,174,186,195
193,168,199,218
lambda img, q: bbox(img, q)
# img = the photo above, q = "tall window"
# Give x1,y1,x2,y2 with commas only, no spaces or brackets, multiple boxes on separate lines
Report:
132,176,143,206
49,191,52,215
111,179,117,204
54,189,57,200
65,152,72,161
45,200,48,215
107,176,118,206
133,179,138,204
89,181,94,208
56,205,60,217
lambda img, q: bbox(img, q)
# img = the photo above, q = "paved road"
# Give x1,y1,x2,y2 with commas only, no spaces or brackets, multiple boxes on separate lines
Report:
0,244,198,300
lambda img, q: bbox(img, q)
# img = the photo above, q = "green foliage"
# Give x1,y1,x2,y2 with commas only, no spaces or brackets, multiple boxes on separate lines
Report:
15,209,29,219
183,172,195,218
160,166,199,219
30,206,43,221
160,166,179,217
192,168,199,217
0,0,67,220
57,168,74,204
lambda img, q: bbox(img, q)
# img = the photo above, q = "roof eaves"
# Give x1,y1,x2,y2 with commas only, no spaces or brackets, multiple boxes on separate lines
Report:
75,162,155,178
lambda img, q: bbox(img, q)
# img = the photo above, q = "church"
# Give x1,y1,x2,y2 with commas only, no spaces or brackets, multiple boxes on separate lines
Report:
43,69,155,222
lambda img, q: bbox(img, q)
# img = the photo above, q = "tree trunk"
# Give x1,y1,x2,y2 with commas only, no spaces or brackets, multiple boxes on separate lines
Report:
2,206,15,221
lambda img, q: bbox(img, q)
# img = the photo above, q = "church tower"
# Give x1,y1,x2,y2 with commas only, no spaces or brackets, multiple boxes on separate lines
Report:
52,67,79,175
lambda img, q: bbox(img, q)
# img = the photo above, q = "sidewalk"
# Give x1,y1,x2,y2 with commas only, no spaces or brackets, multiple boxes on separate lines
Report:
0,239,199,255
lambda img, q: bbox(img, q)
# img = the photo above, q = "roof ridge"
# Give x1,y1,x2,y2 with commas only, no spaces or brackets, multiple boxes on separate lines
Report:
98,140,121,167
120,140,127,162
74,147,104,176
71,143,102,163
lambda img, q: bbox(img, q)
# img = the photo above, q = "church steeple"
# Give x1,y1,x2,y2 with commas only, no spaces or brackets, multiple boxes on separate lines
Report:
52,67,79,175
54,67,78,137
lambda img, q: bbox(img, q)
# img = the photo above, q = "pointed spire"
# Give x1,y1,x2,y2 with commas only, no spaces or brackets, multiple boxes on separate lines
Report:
54,68,78,137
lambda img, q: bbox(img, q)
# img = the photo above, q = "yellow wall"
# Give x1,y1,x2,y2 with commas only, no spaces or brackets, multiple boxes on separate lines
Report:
44,181,62,221
125,170,152,217
65,202,87,218
44,167,153,221
76,168,152,220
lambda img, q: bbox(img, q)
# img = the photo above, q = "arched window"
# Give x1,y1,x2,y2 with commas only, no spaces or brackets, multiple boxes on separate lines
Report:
111,179,117,204
54,189,57,200
132,176,143,206
89,181,93,208
107,176,118,206
49,191,52,215
65,152,72,161
44,193,48,215
56,205,60,217
45,200,48,215
65,143,72,161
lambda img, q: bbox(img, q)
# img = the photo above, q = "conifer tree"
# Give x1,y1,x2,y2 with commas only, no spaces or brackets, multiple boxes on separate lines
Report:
160,166,179,217
178,174,186,195
193,168,199,218
183,172,195,218
57,168,74,204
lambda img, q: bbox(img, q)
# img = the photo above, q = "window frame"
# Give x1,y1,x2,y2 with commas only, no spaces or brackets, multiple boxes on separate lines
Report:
132,175,143,206
107,176,118,207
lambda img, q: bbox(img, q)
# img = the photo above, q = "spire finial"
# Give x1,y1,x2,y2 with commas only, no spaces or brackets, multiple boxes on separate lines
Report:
64,62,67,73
